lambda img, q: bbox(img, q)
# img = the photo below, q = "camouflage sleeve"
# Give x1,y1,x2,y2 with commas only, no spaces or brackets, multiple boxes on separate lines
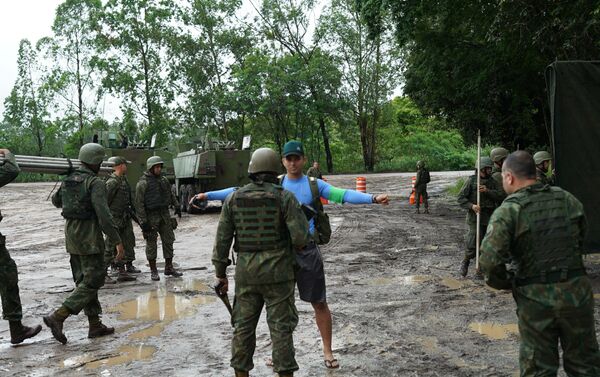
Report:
51,186,63,208
480,203,518,290
90,177,122,245
105,177,119,207
457,176,474,210
212,195,235,278
0,151,20,188
134,180,148,224
565,191,587,248
485,178,505,203
282,191,310,249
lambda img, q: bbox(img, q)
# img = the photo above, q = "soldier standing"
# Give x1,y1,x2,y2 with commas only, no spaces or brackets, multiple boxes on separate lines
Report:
45,143,124,344
457,156,503,278
489,147,509,187
306,161,323,179
135,156,182,281
213,148,310,377
104,156,139,283
414,160,430,214
0,148,42,344
480,151,600,376
533,151,555,185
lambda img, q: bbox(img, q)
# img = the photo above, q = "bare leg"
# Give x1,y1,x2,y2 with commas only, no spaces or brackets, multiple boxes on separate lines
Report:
311,301,334,361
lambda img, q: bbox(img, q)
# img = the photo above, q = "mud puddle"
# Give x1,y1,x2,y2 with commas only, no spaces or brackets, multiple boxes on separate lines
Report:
469,322,519,340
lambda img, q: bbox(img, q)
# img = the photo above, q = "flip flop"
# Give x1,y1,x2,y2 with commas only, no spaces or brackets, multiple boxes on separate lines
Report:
264,357,273,368
324,358,340,369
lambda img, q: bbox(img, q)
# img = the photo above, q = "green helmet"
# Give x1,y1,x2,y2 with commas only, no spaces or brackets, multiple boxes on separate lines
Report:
146,156,164,170
248,148,280,174
490,147,509,163
108,156,129,166
78,143,105,165
416,160,425,169
533,151,552,165
477,156,494,170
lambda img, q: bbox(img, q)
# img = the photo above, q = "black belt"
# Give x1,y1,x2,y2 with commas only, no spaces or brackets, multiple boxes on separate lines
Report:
515,268,586,287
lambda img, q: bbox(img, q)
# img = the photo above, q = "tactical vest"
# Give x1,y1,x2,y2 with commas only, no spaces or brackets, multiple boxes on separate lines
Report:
107,175,131,216
232,184,288,252
143,174,169,211
467,175,497,209
60,171,95,220
510,186,584,282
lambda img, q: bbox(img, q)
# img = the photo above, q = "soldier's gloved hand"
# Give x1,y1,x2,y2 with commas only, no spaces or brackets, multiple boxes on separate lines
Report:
472,204,481,214
175,207,182,218
479,185,488,193
115,243,125,261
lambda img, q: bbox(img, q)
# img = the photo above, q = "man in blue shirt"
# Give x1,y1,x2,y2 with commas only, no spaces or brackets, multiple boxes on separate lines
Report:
192,141,389,369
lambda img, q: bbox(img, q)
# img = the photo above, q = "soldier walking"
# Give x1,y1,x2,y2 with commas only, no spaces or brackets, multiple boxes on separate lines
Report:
457,157,503,278
306,161,323,179
0,148,42,344
104,156,139,284
481,151,600,376
135,156,182,281
533,151,555,185
414,160,430,214
212,148,310,377
45,143,124,344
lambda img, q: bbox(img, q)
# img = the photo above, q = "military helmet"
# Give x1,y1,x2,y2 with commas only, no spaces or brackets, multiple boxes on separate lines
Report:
146,156,164,170
533,151,552,165
416,160,425,168
78,143,105,165
248,148,280,174
477,156,494,170
490,147,509,163
108,156,129,166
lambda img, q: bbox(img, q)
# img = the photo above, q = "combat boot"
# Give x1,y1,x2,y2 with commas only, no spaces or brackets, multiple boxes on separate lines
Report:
460,259,470,277
88,322,115,338
149,259,160,281
475,268,484,280
164,258,183,277
278,373,293,377
126,261,141,273
105,272,117,285
117,265,137,282
9,321,42,345
43,313,68,344
424,208,430,214
415,208,420,214
234,370,249,377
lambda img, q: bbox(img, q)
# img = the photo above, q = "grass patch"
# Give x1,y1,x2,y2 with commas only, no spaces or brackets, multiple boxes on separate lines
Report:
446,177,466,196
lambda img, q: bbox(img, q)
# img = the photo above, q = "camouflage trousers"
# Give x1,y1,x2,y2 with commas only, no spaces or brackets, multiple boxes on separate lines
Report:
62,253,105,317
104,220,136,268
232,280,298,374
514,282,600,376
464,222,489,260
0,236,22,321
414,185,428,209
144,211,174,260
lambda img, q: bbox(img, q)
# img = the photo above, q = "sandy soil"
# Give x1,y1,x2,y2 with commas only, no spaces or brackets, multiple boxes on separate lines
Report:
1,171,598,376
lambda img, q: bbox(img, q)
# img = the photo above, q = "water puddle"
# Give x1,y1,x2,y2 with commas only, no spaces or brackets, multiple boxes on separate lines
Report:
369,275,432,286
402,275,432,284
85,345,157,369
469,322,518,340
440,277,467,289
128,323,165,340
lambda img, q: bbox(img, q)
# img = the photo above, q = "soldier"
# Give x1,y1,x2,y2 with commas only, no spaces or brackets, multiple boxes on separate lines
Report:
213,148,310,377
0,148,42,345
104,156,139,284
135,156,182,281
306,161,323,179
414,160,430,214
480,151,600,376
45,143,124,344
489,147,509,187
533,151,555,185
457,156,503,278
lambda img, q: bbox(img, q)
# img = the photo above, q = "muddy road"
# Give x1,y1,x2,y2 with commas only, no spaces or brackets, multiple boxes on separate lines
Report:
1,171,599,376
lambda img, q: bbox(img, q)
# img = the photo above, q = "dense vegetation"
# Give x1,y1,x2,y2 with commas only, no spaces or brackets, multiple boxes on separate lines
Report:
3,0,594,173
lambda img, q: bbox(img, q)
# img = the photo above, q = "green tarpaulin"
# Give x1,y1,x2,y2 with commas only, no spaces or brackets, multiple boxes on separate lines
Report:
545,61,600,253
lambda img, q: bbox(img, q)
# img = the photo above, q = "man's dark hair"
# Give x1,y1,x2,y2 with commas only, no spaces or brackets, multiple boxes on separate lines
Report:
503,151,536,179
249,172,278,184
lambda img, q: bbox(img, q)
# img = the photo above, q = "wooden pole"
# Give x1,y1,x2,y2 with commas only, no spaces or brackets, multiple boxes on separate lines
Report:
476,129,481,270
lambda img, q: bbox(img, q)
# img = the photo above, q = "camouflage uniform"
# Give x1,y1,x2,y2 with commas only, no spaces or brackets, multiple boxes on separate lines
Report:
104,173,136,267
414,166,429,211
135,171,178,261
0,151,23,322
480,183,600,376
52,166,122,317
212,181,310,374
457,174,503,261
536,168,555,186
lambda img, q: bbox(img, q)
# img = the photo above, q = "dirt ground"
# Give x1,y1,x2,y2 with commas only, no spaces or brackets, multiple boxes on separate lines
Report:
2,171,600,376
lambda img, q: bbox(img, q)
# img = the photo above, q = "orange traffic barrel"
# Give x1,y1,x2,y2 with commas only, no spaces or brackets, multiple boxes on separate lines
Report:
410,176,423,204
321,177,329,204
356,177,367,192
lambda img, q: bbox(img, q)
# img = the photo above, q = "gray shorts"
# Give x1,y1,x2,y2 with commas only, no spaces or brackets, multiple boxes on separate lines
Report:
295,242,326,303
